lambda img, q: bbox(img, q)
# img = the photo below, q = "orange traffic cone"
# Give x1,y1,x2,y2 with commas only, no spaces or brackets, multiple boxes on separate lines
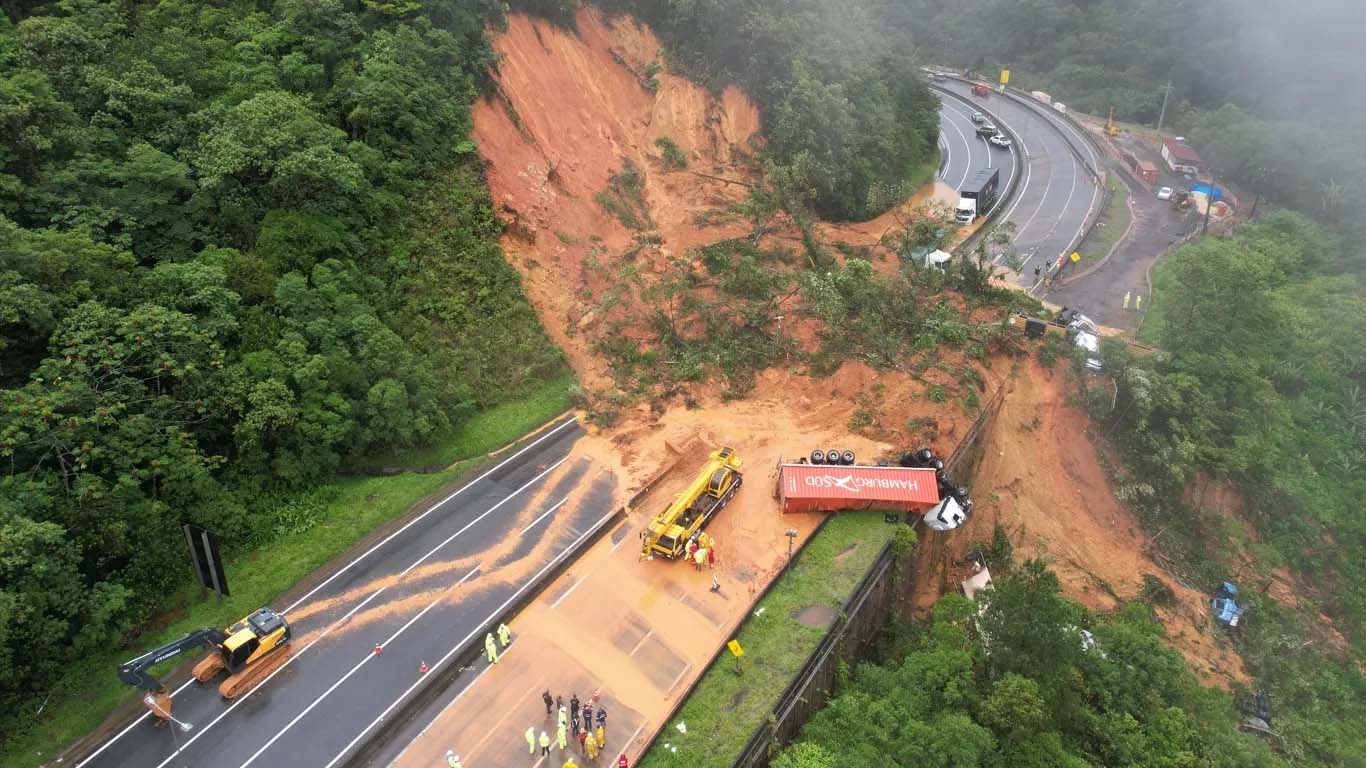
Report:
419,660,429,674
374,643,383,656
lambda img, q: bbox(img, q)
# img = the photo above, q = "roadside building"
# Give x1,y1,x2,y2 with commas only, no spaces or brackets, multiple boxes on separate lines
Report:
1161,137,1201,175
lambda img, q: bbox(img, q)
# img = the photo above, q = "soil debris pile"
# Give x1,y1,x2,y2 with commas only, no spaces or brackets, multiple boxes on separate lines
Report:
917,359,1249,687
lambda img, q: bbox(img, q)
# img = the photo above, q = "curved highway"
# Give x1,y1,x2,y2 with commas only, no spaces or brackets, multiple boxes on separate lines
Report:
935,89,1017,218
933,80,1102,291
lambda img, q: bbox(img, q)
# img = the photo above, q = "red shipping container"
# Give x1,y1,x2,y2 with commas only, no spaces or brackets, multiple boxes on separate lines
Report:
777,464,940,514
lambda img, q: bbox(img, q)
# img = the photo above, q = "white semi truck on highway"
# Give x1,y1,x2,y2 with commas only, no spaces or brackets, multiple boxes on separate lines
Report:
955,167,1000,224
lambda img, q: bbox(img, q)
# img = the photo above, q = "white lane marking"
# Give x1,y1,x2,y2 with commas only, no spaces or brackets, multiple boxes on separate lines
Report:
997,128,1034,223
1010,129,1057,246
938,102,974,189
74,678,196,768
319,511,622,768
283,416,576,613
237,560,486,768
521,497,569,535
548,575,585,609
147,467,571,768
984,139,1018,217
628,629,655,657
934,88,1019,218
406,658,501,747
622,723,646,757
937,131,949,176
75,421,576,768
665,663,693,693
76,420,576,765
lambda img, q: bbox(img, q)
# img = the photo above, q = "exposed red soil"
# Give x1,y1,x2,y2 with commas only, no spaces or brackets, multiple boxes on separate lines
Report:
468,1,1255,700
916,359,1249,687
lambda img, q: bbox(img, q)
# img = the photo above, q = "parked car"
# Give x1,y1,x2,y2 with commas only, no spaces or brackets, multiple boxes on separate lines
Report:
1156,186,1174,201
971,111,986,124
975,123,998,138
988,133,1012,149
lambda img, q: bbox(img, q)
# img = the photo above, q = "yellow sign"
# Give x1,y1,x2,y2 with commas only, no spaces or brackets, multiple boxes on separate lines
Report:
727,640,745,658
1000,69,1011,85
1070,251,1081,263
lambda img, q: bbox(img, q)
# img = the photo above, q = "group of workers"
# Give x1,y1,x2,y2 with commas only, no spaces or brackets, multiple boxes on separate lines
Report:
525,690,629,766
686,532,718,571
483,622,513,665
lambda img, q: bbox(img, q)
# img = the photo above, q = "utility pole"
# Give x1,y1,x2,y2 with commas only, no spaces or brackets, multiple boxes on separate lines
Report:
1155,80,1174,134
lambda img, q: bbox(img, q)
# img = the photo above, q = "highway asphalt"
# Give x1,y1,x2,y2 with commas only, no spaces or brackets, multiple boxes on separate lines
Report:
934,80,1102,289
74,415,618,768
935,87,1018,219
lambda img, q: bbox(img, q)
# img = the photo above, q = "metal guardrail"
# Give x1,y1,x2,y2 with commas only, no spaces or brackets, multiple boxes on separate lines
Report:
928,85,1027,260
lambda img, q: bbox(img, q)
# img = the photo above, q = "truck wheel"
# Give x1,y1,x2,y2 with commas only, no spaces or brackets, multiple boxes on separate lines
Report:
841,450,855,465
810,450,825,465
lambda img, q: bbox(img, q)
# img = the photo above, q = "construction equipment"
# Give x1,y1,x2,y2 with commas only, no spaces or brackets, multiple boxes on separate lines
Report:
641,447,742,560
1211,581,1247,629
1105,107,1120,137
118,607,293,717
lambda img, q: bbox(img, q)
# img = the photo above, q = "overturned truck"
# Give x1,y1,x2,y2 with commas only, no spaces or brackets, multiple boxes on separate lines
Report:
776,447,973,531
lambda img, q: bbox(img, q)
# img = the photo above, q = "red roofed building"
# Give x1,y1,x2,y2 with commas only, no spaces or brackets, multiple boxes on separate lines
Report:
1161,137,1202,175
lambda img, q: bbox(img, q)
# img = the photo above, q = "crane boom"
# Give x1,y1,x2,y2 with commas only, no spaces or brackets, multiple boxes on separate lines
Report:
641,447,743,560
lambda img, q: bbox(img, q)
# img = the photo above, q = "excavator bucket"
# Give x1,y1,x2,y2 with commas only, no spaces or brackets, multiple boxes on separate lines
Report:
143,690,174,721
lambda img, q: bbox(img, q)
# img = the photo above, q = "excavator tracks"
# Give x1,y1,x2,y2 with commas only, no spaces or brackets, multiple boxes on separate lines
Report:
217,644,293,700
192,651,226,682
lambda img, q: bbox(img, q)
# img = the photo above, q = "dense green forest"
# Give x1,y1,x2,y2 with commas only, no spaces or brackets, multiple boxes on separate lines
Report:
775,561,1295,768
1089,213,1366,766
571,0,943,220
902,0,1366,240
0,0,563,734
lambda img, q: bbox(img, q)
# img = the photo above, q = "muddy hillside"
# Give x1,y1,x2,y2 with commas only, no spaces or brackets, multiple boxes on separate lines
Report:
469,5,1246,684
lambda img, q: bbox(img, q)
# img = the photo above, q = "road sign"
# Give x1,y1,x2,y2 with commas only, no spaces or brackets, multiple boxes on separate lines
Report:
999,69,1010,85
1070,251,1081,263
183,524,229,597
727,640,745,658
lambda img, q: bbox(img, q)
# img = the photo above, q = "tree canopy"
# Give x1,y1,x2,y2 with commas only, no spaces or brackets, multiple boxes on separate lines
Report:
777,561,1289,768
0,0,561,727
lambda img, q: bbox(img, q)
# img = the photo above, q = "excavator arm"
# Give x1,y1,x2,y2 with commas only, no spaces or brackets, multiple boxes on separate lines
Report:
118,628,227,691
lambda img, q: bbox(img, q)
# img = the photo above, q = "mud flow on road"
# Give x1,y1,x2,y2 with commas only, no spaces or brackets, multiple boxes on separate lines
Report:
387,400,918,767
73,418,622,768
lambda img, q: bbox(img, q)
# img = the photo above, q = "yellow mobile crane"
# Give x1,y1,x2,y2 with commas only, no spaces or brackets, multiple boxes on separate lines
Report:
641,447,743,560
1105,107,1120,137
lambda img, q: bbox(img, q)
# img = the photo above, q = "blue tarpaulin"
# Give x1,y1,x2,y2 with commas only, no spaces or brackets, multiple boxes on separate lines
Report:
1190,183,1223,202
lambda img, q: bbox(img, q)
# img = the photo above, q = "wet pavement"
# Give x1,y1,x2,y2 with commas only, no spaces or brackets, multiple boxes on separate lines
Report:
73,416,620,768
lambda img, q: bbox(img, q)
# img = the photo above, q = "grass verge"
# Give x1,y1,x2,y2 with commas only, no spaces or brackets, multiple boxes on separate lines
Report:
355,372,578,469
1138,255,1175,344
2,375,577,768
1079,176,1131,264
638,511,900,768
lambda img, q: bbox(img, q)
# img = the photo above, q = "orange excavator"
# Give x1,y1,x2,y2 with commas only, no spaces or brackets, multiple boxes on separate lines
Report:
118,607,292,719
